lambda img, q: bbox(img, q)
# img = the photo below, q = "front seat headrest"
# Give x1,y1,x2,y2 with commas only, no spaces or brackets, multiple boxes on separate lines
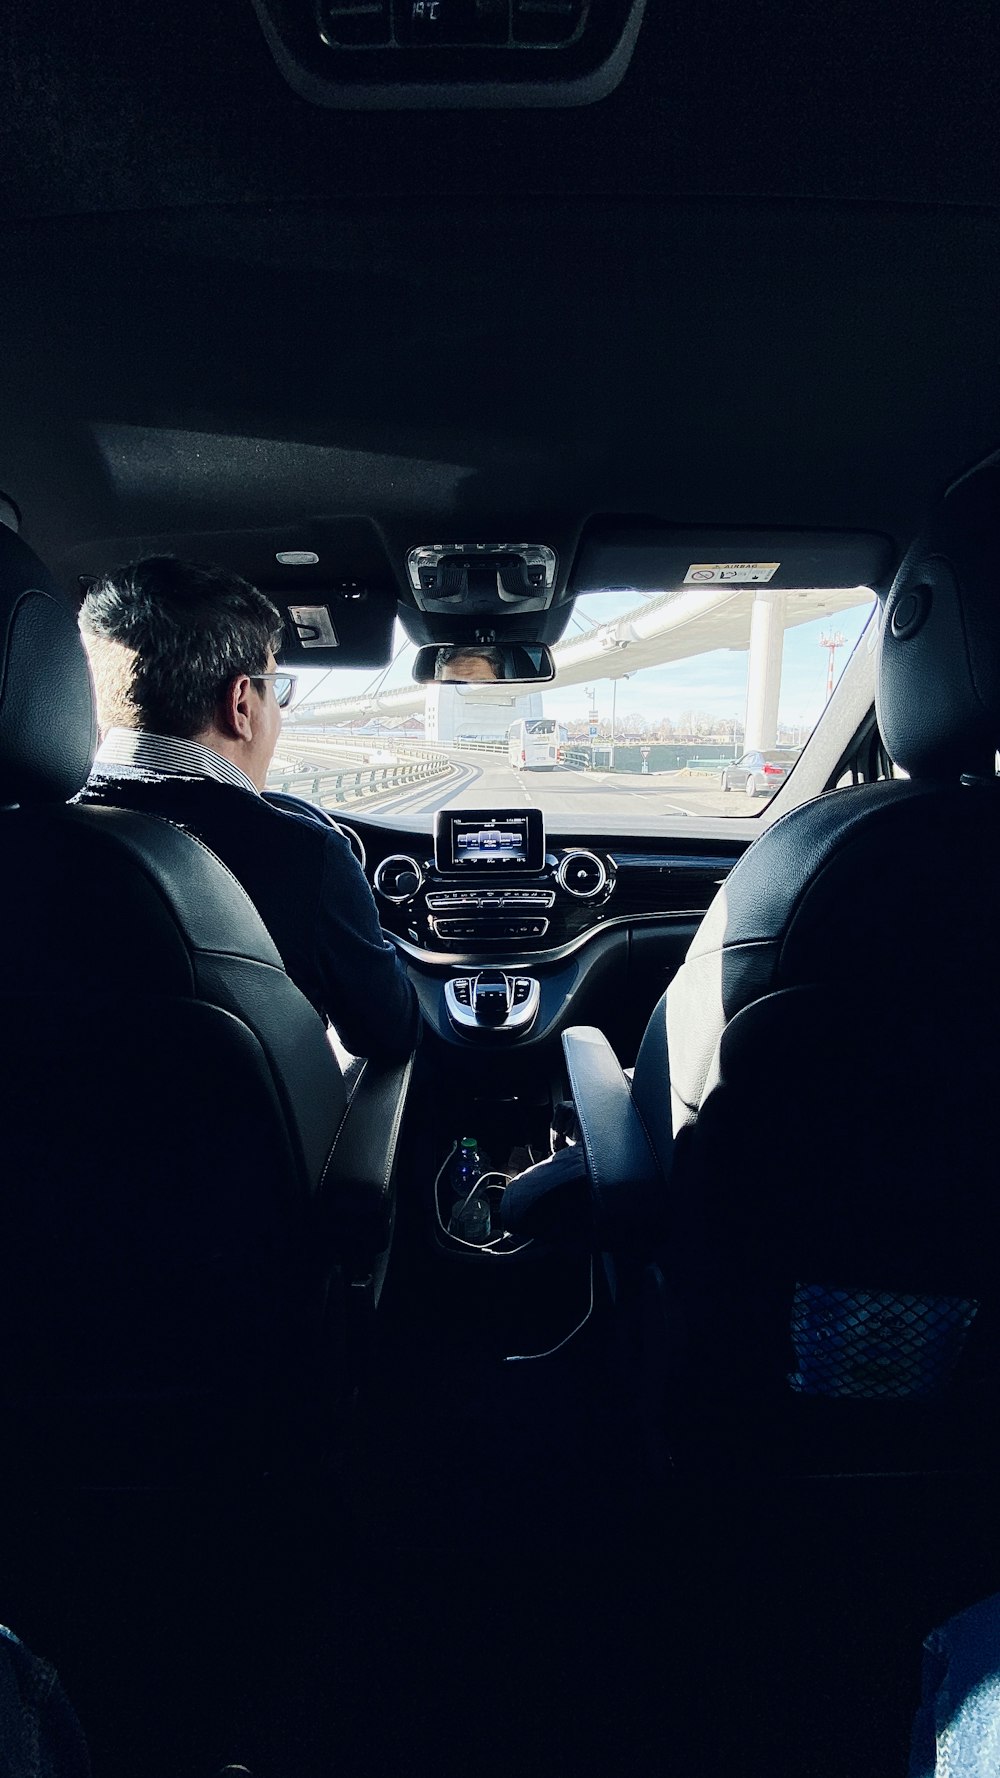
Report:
0,521,96,805
878,456,1000,780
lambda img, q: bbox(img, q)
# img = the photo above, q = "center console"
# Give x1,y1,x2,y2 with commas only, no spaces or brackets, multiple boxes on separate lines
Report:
429,807,552,940
371,806,619,1041
372,805,617,965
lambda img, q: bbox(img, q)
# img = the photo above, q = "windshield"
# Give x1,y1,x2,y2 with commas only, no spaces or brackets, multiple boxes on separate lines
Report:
271,588,876,836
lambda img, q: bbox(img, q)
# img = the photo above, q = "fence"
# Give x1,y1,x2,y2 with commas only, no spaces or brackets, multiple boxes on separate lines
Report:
562,742,738,775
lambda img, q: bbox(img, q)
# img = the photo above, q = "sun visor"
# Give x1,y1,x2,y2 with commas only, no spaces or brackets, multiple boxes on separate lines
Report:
65,517,400,669
270,585,396,668
570,525,895,596
74,573,397,669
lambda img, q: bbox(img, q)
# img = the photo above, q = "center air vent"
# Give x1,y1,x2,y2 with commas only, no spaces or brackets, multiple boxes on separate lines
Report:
373,855,424,902
556,850,608,899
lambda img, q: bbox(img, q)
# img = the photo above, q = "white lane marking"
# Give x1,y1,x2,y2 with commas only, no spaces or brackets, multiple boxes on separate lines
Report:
496,759,537,807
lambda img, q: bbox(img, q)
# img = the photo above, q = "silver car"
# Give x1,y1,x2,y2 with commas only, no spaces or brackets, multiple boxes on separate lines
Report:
721,748,801,798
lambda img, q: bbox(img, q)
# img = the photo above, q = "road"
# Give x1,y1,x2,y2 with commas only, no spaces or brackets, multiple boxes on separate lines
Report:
277,738,761,824
428,758,749,822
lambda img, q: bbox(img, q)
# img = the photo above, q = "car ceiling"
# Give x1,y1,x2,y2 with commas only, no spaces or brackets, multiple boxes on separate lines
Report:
2,0,999,601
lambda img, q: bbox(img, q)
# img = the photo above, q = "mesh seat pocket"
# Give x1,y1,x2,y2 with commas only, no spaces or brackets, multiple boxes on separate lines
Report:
789,1283,978,1400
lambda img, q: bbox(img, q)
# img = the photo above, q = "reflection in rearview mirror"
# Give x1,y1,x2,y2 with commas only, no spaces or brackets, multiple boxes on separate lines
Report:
412,643,556,686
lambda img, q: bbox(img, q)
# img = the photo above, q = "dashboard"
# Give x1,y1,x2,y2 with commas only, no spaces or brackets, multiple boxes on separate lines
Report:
371,829,735,960
328,803,747,1056
266,795,745,1051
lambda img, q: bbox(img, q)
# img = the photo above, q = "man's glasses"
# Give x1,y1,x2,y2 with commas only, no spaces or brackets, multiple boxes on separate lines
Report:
252,672,298,710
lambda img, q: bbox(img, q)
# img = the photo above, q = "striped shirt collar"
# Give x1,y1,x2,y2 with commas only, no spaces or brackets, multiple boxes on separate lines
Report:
92,728,260,797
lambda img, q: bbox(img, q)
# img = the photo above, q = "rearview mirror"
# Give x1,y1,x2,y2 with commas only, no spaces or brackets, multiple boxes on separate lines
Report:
412,643,556,686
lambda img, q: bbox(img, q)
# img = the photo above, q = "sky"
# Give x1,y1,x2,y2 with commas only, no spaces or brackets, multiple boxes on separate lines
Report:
289,590,878,733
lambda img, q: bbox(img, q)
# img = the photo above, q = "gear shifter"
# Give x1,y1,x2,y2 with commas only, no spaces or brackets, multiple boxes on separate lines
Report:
472,971,511,1024
444,973,540,1035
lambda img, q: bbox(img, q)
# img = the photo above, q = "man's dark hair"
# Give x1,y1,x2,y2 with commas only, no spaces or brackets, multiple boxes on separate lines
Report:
79,556,283,739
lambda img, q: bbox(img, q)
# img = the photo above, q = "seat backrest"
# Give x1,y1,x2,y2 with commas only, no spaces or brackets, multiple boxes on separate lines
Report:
0,522,354,1482
634,455,1000,1472
661,987,1000,1470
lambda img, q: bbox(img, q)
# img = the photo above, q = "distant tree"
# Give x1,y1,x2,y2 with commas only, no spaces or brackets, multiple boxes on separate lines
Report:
621,710,648,736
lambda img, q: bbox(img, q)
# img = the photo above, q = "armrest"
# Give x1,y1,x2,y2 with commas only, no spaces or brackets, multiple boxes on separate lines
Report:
562,1026,666,1247
319,1053,413,1270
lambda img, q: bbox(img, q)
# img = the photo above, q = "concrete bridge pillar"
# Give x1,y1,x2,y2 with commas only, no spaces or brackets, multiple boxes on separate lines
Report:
743,588,786,753
424,684,542,745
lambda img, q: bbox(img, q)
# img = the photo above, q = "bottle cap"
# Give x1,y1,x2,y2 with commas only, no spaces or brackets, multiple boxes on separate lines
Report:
461,1136,478,1149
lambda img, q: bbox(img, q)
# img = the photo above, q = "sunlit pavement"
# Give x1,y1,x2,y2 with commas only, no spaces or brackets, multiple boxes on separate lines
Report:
429,759,769,823
272,741,772,824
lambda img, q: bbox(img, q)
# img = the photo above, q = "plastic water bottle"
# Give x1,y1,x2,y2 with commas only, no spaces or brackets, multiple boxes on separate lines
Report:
448,1137,491,1245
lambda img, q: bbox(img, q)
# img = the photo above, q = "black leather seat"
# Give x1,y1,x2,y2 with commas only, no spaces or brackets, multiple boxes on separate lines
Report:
0,521,412,1484
563,455,1000,1472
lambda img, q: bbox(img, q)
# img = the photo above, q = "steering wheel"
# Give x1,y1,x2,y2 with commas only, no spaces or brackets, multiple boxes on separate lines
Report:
263,790,367,871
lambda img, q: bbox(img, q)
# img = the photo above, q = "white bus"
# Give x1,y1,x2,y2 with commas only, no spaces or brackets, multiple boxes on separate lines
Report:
508,717,564,771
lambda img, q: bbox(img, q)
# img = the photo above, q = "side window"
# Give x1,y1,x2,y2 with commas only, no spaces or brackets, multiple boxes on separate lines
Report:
833,715,895,789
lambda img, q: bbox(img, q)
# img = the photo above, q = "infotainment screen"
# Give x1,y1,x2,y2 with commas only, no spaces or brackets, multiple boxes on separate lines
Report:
433,808,545,874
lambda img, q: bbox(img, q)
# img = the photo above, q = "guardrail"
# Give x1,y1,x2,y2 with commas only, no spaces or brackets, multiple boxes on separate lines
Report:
268,753,452,807
441,739,508,756
284,732,510,760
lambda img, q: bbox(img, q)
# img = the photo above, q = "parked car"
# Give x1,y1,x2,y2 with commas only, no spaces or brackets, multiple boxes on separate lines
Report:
721,748,802,797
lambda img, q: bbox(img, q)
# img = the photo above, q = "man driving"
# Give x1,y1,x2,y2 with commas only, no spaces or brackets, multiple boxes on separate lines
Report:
77,556,420,1066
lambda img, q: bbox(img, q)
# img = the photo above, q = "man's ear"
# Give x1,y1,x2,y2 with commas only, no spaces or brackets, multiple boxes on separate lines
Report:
217,673,256,742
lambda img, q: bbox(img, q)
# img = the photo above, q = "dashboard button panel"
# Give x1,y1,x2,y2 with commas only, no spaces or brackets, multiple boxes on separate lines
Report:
371,841,616,951
252,0,645,110
426,888,555,912
433,917,550,939
320,0,392,44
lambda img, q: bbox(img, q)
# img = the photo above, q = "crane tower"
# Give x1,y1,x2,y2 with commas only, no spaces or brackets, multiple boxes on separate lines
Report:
820,631,847,701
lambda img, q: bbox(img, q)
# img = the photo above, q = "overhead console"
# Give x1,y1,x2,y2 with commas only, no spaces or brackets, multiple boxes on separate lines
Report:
249,0,646,109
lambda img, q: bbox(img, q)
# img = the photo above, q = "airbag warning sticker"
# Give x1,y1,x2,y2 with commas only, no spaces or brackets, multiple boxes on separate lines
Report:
684,563,780,585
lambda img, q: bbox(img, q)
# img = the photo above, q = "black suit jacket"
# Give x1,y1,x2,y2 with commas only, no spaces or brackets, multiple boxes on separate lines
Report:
77,770,420,1064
